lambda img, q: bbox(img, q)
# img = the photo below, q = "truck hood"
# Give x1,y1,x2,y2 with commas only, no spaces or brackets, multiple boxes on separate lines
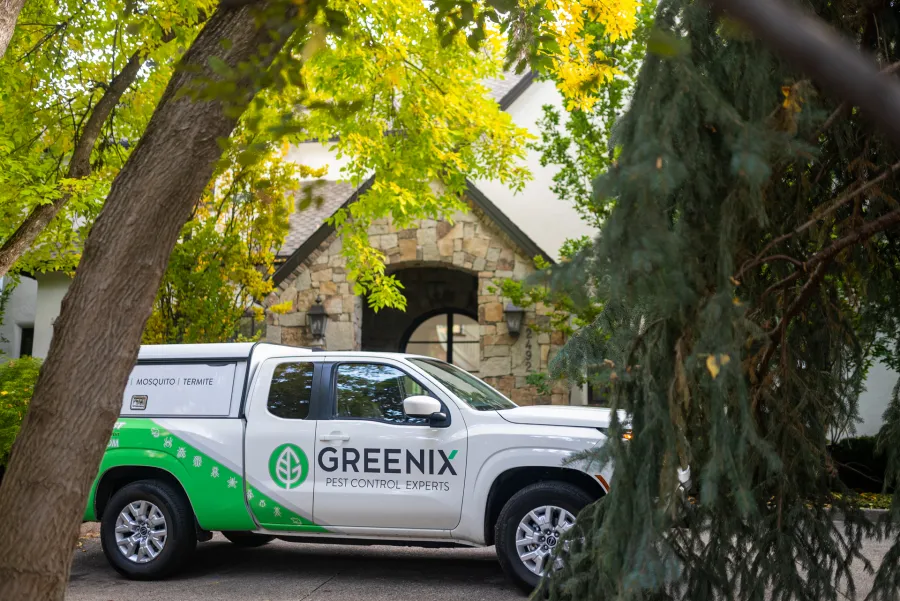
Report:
496,405,627,429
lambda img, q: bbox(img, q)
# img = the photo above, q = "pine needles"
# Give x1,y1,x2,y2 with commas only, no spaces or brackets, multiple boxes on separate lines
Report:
540,1,900,599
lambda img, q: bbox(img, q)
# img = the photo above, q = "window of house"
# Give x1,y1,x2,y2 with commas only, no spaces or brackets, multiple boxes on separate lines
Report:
334,363,429,425
19,326,33,357
587,380,611,407
267,362,315,419
404,313,480,372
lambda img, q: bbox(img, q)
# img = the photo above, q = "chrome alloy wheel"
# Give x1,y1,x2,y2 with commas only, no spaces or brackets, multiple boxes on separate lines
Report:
115,500,167,563
515,505,576,576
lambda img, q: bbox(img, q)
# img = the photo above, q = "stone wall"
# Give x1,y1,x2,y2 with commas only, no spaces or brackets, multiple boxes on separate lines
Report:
266,199,569,405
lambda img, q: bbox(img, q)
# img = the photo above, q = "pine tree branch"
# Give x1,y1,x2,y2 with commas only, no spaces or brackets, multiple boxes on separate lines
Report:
797,160,900,235
755,207,900,384
756,260,829,400
805,207,900,271
736,160,900,282
760,207,900,301
708,0,900,146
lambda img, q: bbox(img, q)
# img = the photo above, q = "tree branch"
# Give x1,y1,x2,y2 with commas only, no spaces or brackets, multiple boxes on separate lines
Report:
815,61,900,138
736,159,900,282
708,0,900,147
805,207,900,271
754,207,900,381
0,49,145,279
218,0,264,8
0,24,188,279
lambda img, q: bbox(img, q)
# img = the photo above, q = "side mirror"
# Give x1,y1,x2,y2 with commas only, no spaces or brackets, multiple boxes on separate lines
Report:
403,395,442,418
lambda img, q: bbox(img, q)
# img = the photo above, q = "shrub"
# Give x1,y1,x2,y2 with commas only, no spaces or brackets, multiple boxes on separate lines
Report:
0,356,42,469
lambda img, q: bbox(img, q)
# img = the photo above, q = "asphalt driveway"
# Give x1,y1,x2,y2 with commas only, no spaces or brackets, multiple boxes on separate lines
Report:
67,533,522,601
67,527,894,600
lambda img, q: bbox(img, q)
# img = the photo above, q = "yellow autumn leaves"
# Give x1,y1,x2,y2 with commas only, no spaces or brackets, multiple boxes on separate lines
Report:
545,0,641,111
706,354,731,379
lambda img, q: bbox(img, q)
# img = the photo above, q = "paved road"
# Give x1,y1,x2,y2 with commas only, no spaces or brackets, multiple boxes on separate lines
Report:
67,534,522,601
67,530,894,601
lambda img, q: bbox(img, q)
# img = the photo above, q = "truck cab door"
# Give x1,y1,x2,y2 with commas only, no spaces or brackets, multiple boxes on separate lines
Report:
243,357,326,532
312,359,468,531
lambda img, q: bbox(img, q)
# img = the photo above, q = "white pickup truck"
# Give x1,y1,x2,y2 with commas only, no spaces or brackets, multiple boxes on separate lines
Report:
84,342,616,592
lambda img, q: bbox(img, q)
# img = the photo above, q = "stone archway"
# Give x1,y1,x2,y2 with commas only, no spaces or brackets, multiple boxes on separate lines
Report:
361,265,478,358
267,206,572,404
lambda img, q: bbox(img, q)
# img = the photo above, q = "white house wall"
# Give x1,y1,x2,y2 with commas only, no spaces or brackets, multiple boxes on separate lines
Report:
286,141,354,182
473,79,597,260
286,80,595,261
856,359,898,437
33,272,72,359
0,276,37,359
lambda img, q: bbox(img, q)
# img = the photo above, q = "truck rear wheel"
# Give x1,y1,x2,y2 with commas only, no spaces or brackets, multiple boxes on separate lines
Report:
222,531,274,547
494,481,592,594
100,479,196,580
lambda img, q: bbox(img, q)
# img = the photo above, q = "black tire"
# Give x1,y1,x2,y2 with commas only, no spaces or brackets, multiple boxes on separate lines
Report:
494,481,593,595
221,531,274,547
100,479,197,580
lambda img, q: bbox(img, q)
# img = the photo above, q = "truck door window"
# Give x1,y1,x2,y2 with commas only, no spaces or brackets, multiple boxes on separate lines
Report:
334,363,429,425
267,362,315,419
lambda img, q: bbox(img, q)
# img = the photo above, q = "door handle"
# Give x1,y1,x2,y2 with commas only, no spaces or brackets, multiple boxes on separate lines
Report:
319,432,350,442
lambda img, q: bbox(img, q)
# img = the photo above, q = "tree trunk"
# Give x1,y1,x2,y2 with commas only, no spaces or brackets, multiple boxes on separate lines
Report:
0,49,144,279
0,4,297,599
709,0,900,146
0,0,27,59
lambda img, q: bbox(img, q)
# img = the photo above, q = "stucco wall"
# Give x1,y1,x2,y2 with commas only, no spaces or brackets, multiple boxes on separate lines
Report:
33,272,72,359
266,202,570,405
0,276,37,358
471,79,596,259
285,80,594,262
856,359,897,437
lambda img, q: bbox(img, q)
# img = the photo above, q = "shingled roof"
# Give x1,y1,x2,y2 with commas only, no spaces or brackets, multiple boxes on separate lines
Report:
279,180,359,259
485,70,536,109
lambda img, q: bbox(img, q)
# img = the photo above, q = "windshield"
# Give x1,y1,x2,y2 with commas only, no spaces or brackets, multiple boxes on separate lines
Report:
408,358,517,411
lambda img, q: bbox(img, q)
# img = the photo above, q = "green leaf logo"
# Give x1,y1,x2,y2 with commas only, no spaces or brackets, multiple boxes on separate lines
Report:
268,443,309,490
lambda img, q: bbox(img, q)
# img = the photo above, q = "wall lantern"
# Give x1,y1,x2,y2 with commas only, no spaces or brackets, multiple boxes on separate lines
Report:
504,303,525,336
308,295,328,339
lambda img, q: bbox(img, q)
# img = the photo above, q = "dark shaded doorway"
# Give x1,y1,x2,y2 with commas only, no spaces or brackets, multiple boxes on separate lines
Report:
361,266,478,370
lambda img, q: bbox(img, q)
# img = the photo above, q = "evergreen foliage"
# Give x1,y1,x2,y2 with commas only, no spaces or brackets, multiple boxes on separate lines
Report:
541,1,900,599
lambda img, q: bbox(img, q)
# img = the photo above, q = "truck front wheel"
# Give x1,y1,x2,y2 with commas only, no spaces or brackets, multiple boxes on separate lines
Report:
100,479,197,580
494,481,592,594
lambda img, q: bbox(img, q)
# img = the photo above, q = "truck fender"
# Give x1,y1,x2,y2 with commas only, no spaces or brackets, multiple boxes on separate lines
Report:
453,447,606,545
86,449,195,521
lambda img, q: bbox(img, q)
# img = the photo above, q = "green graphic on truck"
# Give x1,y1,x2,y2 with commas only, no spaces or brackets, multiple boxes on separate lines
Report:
85,418,325,533
269,443,309,489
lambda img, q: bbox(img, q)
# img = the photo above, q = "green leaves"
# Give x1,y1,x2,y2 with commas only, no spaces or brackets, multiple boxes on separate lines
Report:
0,0,211,276
297,0,531,309
0,356,42,468
207,55,233,77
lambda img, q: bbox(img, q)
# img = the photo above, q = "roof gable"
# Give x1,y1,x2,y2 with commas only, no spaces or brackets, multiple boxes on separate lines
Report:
272,177,551,286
